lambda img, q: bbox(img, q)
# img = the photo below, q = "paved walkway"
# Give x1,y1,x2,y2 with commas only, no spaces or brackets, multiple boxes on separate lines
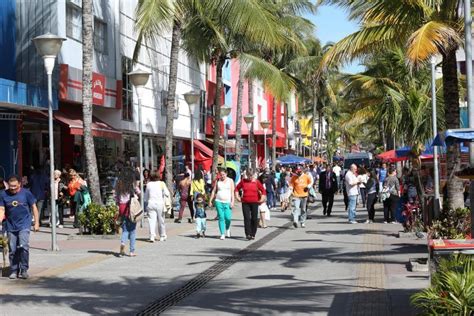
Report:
0,196,428,315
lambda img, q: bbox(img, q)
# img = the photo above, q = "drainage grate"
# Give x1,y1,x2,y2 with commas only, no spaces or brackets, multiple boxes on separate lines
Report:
137,222,292,315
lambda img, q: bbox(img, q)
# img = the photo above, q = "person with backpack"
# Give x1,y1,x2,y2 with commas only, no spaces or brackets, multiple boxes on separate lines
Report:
115,169,140,257
365,170,379,223
235,169,266,240
382,167,400,224
144,172,170,242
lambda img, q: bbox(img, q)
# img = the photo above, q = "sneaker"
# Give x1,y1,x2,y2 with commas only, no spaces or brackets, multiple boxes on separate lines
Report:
19,271,29,279
391,221,399,224
301,223,306,228
119,244,126,256
9,273,17,279
220,235,225,240
246,235,252,240
364,220,370,224
130,252,137,257
226,229,231,238
293,222,298,228
174,219,182,223
349,220,357,224
383,221,388,224
58,225,64,229
251,236,255,240
149,238,155,243
159,236,167,242
196,233,201,238
201,232,206,238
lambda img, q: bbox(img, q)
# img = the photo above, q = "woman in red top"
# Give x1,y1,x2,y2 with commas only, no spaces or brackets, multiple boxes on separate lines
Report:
235,169,266,240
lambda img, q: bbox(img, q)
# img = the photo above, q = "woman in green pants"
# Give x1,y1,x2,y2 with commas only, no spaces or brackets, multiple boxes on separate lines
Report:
209,168,235,240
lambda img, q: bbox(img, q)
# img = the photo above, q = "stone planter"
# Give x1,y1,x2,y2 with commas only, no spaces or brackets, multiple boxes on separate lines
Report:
67,234,118,240
408,257,429,272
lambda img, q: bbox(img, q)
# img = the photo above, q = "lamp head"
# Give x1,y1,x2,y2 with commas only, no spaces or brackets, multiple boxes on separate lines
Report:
260,120,270,130
32,33,66,58
244,113,255,125
128,68,151,87
220,106,231,118
184,91,200,106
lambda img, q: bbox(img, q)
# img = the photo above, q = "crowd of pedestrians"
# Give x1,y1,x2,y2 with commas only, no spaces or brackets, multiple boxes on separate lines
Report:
1,157,431,280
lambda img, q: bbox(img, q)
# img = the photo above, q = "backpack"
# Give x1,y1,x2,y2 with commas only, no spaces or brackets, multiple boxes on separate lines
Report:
128,194,144,223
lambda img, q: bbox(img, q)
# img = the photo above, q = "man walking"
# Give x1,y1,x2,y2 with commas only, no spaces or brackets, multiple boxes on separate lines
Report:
377,163,387,202
289,166,312,228
318,164,338,216
345,164,360,224
0,175,40,279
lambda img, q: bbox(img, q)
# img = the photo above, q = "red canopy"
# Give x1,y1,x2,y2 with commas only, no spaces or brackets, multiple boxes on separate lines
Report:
377,150,407,162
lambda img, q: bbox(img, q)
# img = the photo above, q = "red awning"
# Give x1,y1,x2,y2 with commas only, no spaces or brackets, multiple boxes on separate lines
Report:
193,140,213,157
54,107,121,140
377,150,407,162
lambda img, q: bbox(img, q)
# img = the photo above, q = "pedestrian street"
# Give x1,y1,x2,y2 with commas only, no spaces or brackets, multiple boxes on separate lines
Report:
1,197,428,316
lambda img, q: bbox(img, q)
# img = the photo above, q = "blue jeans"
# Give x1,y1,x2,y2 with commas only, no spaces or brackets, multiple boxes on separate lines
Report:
215,201,232,235
266,190,275,209
292,197,308,224
8,230,30,274
348,195,358,221
121,218,136,253
195,218,207,233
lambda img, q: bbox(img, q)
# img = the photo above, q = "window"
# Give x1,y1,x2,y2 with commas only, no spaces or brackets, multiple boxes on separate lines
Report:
94,18,107,54
199,90,206,133
122,57,133,121
66,0,82,41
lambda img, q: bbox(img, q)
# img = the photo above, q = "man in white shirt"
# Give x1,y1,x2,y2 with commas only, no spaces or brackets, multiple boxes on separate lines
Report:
345,164,361,224
332,163,342,193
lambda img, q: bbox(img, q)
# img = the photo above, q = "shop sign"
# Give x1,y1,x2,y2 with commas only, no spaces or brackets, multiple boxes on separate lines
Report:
92,73,105,106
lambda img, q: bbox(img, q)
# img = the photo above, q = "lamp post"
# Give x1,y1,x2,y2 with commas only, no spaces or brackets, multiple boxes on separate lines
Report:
260,120,270,168
244,113,255,169
221,106,232,166
128,68,151,215
294,131,301,156
32,33,66,252
430,57,440,220
184,91,200,179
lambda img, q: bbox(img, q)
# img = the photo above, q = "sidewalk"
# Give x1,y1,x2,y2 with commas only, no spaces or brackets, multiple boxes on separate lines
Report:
0,196,429,315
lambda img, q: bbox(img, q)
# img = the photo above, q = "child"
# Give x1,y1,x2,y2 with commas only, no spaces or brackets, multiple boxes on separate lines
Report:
194,193,207,238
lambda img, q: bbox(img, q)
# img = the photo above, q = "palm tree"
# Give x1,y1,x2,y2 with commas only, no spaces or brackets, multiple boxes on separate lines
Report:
82,0,101,203
134,0,179,198
320,0,464,210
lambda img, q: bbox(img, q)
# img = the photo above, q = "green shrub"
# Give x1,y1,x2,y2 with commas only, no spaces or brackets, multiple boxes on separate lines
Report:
428,208,471,240
411,255,474,315
77,203,118,235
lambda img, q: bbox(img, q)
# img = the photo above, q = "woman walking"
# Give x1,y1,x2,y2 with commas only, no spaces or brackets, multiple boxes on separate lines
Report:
235,169,266,240
357,167,368,208
365,170,379,223
278,171,290,211
209,168,235,240
176,173,192,223
383,167,400,224
115,169,139,257
144,172,170,242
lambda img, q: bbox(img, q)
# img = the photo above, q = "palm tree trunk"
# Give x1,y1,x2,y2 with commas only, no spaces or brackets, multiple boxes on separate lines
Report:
271,97,277,170
311,88,317,161
82,0,101,203
442,48,464,210
248,80,255,170
234,57,244,165
316,110,322,157
211,57,225,180
165,20,181,197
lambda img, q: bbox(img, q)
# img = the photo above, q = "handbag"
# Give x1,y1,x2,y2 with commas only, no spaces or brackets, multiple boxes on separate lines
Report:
160,181,172,214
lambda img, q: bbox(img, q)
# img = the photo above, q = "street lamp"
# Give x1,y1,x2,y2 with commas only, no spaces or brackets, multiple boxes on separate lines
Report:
294,131,301,156
32,32,66,252
184,91,200,179
128,68,151,215
244,113,255,169
221,106,232,165
430,56,440,220
260,120,270,168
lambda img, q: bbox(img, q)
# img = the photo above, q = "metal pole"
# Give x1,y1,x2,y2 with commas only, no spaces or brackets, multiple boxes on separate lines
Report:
190,113,194,180
464,0,474,236
48,72,58,251
431,57,440,220
247,124,251,169
224,121,227,165
138,95,144,214
263,129,267,168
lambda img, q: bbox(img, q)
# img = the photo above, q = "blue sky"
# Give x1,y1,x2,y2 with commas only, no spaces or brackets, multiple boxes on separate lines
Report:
306,4,363,73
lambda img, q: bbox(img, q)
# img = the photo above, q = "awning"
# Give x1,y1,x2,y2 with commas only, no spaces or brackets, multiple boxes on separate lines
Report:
193,140,224,162
432,129,474,146
54,107,121,140
194,140,213,157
